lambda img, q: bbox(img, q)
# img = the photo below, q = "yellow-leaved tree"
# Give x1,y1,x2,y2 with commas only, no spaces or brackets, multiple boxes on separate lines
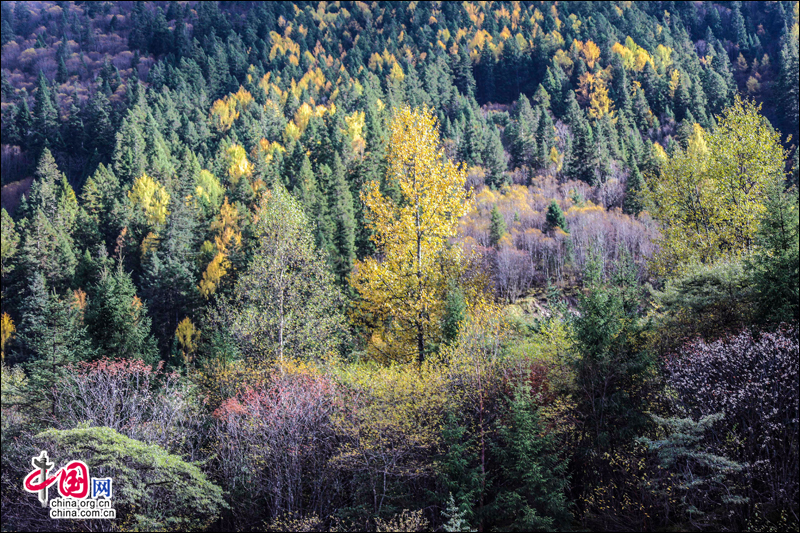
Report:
645,97,787,274
1,312,14,361
128,173,170,227
351,106,472,364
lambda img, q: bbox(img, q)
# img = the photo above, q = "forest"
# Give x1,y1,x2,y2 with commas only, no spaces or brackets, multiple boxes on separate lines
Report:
0,1,798,531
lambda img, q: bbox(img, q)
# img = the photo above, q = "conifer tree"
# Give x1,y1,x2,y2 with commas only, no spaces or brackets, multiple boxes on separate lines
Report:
85,262,158,363
329,154,356,283
545,201,568,234
484,125,507,188
623,155,645,216
490,384,572,531
32,71,58,152
490,205,508,247
17,273,95,418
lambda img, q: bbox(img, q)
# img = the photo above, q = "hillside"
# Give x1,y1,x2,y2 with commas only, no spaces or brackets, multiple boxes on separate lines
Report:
1,2,798,532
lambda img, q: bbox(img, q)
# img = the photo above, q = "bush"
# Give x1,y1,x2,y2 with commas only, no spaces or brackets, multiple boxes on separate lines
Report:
665,328,799,528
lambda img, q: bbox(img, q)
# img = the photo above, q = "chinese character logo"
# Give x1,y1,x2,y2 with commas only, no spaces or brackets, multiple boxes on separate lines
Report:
92,478,113,499
23,451,111,506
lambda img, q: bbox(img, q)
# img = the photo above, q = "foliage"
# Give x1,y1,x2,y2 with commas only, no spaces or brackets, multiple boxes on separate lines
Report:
212,186,346,364
351,106,472,364
0,313,13,361
638,413,748,529
442,492,475,532
128,173,170,227
665,328,799,525
36,426,226,532
646,99,787,274
52,359,203,457
489,383,572,531
745,182,800,325
212,361,336,528
0,2,797,531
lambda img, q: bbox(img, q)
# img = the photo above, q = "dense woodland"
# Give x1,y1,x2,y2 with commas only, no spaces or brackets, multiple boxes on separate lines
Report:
0,1,798,532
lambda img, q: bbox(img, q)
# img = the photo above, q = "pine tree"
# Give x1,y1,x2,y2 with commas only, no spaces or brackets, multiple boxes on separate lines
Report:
14,274,94,412
454,46,476,98
490,205,508,247
441,283,466,346
329,154,356,283
623,155,645,216
545,201,567,233
536,108,555,170
746,181,800,324
32,71,58,153
16,90,33,148
1,208,19,290
442,492,475,532
489,384,571,531
511,95,538,169
141,194,199,356
483,125,507,188
83,90,113,160
85,262,158,363
571,254,654,454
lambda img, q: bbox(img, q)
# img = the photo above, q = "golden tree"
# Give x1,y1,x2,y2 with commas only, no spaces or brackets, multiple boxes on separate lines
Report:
1,312,14,361
128,173,170,227
175,317,200,366
351,106,472,364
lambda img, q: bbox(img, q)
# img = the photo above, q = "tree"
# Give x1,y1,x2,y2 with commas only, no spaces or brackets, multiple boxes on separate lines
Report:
545,201,567,233
746,181,799,324
637,413,747,529
211,185,346,364
31,71,58,152
14,274,95,418
1,208,19,283
571,254,653,451
328,154,357,283
510,95,538,169
645,98,787,274
442,492,475,532
489,205,508,248
483,125,507,188
34,426,226,531
85,263,158,363
666,328,799,524
490,384,571,531
623,155,645,216
351,106,472,364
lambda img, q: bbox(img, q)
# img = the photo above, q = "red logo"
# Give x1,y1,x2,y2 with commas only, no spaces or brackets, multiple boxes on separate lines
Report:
24,452,90,502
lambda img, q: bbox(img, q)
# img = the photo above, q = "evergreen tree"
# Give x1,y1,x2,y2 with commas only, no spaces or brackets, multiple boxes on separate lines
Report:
454,45,476,98
329,154,356,283
489,384,572,531
16,273,95,419
623,155,645,216
32,71,58,153
85,262,158,363
545,201,567,233
511,95,538,169
113,113,148,184
85,88,115,159
571,254,654,453
746,181,800,325
483,125,507,188
490,205,508,247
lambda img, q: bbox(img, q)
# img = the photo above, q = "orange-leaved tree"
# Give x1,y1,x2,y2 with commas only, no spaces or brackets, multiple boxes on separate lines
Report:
351,105,472,365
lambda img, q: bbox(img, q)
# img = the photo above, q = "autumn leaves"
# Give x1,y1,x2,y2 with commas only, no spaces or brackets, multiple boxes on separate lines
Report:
351,106,474,364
